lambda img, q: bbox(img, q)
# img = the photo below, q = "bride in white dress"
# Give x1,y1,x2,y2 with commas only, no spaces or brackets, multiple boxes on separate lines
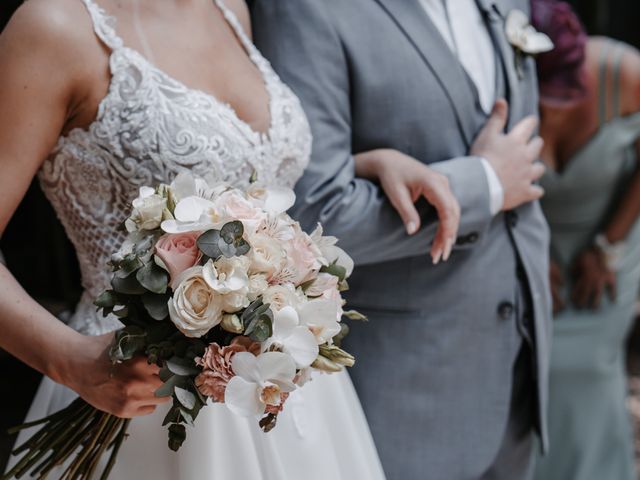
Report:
0,0,459,478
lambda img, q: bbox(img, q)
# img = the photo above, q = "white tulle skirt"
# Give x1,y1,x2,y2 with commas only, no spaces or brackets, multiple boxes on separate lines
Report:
9,369,386,479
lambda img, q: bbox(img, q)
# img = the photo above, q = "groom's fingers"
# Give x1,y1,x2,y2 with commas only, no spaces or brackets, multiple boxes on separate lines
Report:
482,99,509,136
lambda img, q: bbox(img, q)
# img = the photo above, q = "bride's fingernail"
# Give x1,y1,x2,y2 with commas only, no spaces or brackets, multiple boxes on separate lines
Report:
443,240,453,261
406,222,417,235
432,250,442,265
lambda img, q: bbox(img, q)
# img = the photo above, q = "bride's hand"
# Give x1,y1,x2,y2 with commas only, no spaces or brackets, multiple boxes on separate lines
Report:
355,149,461,263
61,333,169,418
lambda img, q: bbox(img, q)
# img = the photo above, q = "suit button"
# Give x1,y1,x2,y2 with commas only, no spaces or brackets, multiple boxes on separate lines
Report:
467,232,479,244
506,211,518,228
498,302,514,320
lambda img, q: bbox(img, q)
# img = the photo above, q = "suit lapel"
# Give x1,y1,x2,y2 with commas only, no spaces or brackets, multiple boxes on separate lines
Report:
475,0,522,128
374,0,477,147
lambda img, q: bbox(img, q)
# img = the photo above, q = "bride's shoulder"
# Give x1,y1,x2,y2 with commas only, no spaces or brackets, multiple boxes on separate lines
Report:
222,0,252,39
1,0,96,61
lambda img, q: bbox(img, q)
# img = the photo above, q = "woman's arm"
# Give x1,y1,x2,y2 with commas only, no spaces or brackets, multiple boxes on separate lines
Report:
0,1,166,418
354,149,460,263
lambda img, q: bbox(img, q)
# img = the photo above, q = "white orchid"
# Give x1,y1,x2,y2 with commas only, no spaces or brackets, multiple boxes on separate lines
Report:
262,306,319,368
161,196,222,233
246,183,296,214
225,352,297,417
505,9,554,55
297,298,342,345
203,257,251,312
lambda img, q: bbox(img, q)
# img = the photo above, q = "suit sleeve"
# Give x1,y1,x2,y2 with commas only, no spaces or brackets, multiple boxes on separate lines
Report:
251,0,494,265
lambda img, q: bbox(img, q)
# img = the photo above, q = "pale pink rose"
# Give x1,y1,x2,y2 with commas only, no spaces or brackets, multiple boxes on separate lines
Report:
216,191,265,226
195,338,260,403
155,232,202,289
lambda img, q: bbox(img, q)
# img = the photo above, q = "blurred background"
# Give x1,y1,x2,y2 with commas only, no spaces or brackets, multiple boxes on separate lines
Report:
0,0,638,474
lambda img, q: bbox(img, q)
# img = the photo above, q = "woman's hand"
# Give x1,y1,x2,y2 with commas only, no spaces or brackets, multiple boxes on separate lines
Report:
61,333,169,418
571,246,617,310
355,149,461,263
549,260,566,314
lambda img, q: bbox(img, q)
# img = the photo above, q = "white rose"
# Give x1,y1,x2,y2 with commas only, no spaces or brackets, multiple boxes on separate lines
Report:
168,266,223,338
203,257,251,313
247,231,286,278
125,187,167,232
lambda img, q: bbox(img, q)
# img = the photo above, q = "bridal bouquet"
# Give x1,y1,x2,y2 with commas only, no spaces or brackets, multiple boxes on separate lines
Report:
5,173,361,480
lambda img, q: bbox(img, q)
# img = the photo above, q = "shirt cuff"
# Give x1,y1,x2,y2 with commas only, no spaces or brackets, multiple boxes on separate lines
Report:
478,157,504,216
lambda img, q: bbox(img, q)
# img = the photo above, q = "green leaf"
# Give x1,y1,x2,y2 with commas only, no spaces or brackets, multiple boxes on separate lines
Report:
168,424,187,452
112,273,147,295
320,262,347,282
118,253,144,276
94,290,118,309
136,262,168,294
142,292,170,320
343,310,368,321
155,374,182,398
244,306,274,343
218,241,237,258
197,229,223,259
233,240,250,256
109,326,146,362
162,406,181,426
180,408,194,426
166,357,200,377
174,387,196,410
220,221,244,244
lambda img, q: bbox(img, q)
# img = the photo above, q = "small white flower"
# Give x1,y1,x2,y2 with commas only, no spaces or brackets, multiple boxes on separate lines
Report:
125,186,167,232
297,298,342,345
225,352,297,417
262,306,319,368
262,284,304,312
505,9,554,55
203,257,251,313
168,266,223,338
304,272,339,298
161,196,221,233
247,273,269,302
309,224,354,277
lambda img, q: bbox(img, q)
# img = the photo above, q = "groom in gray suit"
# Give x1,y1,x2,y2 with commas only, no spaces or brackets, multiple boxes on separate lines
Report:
253,0,552,478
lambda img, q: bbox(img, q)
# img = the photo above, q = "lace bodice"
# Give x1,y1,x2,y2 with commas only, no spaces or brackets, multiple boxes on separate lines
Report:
38,0,312,334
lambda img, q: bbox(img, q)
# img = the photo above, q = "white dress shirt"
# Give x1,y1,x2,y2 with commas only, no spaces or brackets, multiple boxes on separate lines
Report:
418,0,505,215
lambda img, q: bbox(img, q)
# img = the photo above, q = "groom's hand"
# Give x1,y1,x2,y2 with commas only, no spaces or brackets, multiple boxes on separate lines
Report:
471,99,546,211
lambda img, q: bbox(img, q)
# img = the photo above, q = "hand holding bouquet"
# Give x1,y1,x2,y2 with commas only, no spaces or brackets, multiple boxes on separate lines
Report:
4,173,363,480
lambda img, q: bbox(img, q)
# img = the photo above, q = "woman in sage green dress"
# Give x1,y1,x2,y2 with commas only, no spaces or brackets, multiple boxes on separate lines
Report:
531,2,640,479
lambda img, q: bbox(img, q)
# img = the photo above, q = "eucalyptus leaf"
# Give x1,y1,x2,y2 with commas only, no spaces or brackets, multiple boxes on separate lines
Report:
197,229,223,259
234,240,250,256
218,241,237,258
118,254,144,276
109,326,146,362
162,406,181,426
166,357,201,377
94,290,118,309
168,424,187,452
155,375,182,398
112,273,147,295
179,408,194,426
174,387,196,410
220,221,244,244
320,263,347,282
136,262,169,294
142,292,170,320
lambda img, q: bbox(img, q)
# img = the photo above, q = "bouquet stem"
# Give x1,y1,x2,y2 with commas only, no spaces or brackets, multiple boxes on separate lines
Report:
2,398,130,480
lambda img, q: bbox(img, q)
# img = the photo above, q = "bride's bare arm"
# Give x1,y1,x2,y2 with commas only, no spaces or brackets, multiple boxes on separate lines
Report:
354,150,461,263
0,1,167,418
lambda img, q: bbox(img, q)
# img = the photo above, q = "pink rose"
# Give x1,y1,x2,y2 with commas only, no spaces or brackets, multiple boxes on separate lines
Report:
195,338,260,403
155,232,202,289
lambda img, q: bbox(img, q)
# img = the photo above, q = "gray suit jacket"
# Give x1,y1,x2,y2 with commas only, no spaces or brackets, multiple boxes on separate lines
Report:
253,0,552,478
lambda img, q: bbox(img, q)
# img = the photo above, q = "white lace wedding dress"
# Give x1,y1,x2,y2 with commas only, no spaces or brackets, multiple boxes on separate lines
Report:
11,0,386,478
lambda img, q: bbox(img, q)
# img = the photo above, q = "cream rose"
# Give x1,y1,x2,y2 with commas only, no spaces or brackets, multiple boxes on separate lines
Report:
125,187,167,232
247,231,286,278
168,266,223,338
203,257,251,313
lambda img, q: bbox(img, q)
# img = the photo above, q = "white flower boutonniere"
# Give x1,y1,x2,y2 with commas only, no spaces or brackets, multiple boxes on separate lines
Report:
505,9,554,77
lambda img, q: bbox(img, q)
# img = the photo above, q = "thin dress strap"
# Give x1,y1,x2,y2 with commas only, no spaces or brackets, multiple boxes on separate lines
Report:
213,0,261,63
80,0,124,51
610,44,626,119
598,40,614,126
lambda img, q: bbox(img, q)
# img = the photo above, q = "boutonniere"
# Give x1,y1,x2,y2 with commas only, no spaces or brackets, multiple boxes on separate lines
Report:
504,9,554,78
